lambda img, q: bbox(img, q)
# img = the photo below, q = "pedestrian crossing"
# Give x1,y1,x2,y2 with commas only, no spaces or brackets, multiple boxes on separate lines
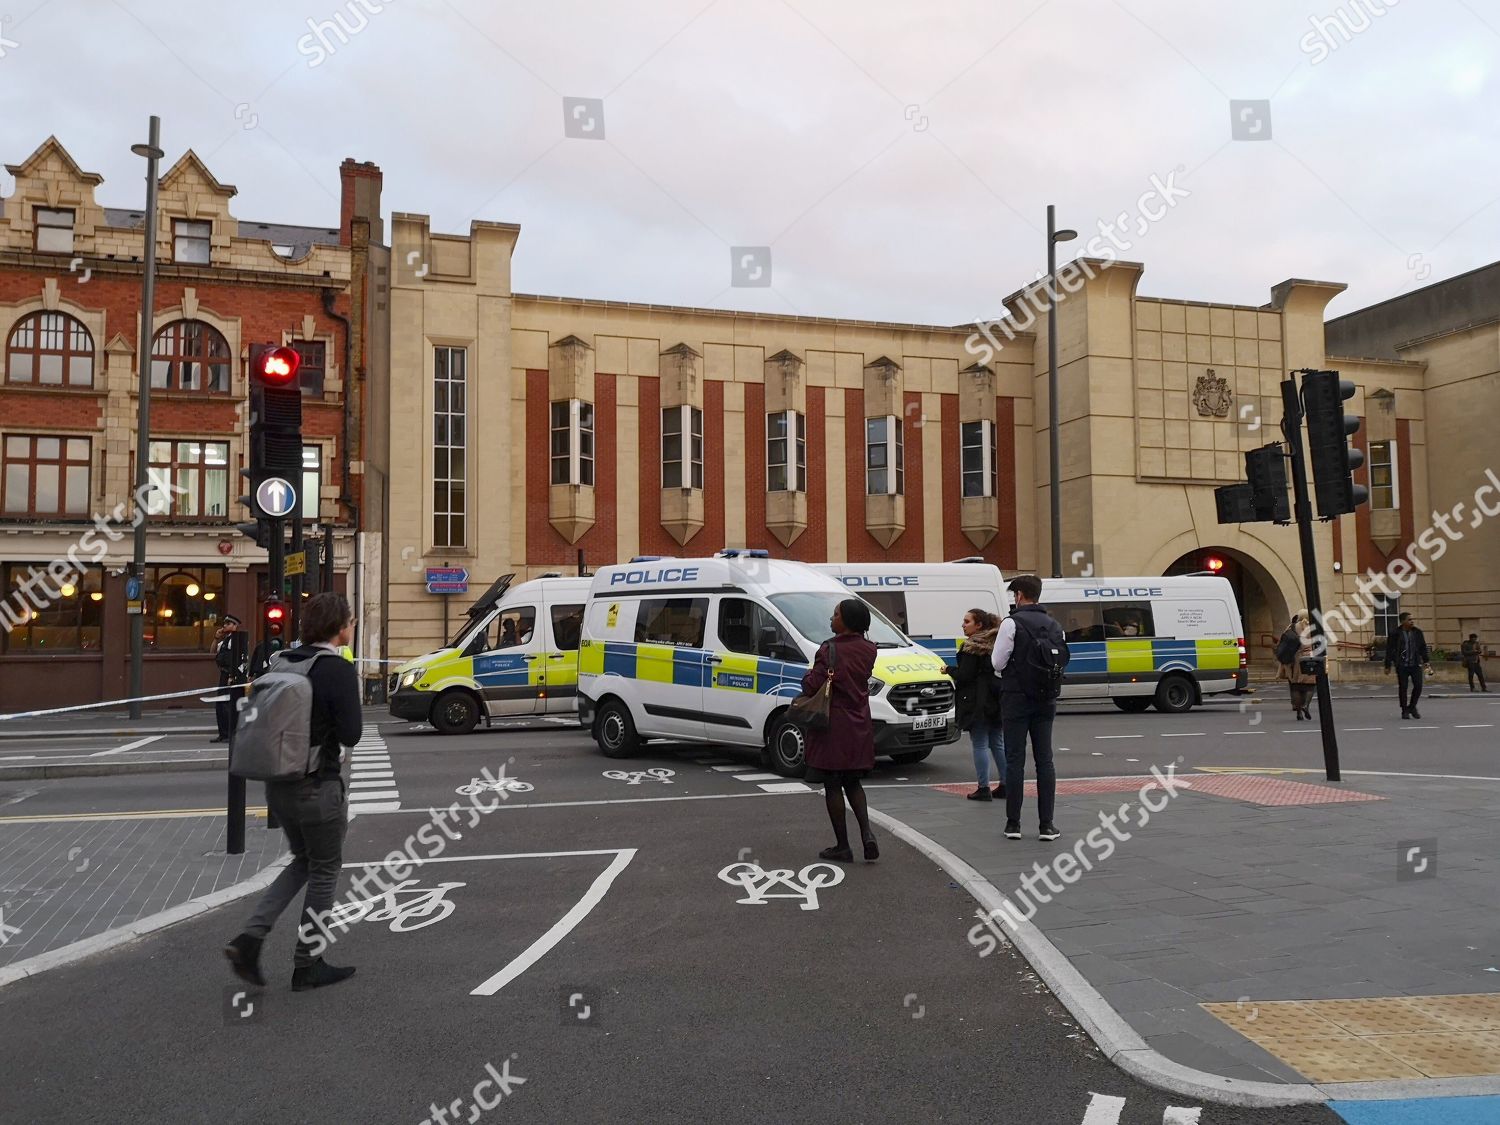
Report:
692,755,813,793
346,730,399,816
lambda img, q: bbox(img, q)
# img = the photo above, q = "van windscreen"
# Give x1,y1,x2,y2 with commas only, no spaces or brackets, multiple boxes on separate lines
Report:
770,592,909,648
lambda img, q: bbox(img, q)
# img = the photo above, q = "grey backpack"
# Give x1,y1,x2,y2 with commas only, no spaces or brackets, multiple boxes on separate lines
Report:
229,651,329,782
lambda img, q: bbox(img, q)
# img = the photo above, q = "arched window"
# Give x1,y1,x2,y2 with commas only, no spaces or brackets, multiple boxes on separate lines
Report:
6,312,94,387
151,320,231,393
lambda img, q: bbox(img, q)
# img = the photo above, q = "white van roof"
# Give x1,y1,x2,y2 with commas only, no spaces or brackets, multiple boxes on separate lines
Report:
505,575,591,602
587,557,849,600
1042,576,1236,599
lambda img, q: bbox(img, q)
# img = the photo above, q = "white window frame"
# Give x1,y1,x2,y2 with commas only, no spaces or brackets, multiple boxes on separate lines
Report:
1372,594,1400,638
301,444,322,521
662,404,703,490
766,409,807,493
550,399,595,487
172,219,212,265
961,419,998,499
1368,438,1398,511
34,208,75,254
865,415,904,496
433,345,467,549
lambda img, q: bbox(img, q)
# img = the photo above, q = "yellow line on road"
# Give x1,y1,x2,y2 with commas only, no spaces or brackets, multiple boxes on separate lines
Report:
0,807,267,824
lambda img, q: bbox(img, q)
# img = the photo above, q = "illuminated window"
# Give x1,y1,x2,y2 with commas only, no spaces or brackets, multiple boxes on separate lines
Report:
0,565,103,653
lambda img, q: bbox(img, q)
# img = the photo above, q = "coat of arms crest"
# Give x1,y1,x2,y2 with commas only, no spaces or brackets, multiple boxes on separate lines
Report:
1192,369,1232,418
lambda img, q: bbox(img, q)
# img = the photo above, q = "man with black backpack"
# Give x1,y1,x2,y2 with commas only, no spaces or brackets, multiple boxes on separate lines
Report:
991,575,1070,842
224,592,363,992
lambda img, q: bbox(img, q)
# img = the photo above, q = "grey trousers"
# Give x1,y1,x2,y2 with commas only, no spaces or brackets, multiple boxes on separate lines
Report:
243,775,347,967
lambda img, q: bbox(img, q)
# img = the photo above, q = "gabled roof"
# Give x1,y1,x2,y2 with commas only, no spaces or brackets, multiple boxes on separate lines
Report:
5,136,103,184
159,150,237,197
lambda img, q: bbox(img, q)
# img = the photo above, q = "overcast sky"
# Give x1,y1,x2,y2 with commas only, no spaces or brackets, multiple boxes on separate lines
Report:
3,0,1497,325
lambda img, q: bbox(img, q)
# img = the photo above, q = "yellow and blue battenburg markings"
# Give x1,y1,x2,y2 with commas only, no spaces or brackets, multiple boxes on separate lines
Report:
582,640,804,696
922,635,1238,679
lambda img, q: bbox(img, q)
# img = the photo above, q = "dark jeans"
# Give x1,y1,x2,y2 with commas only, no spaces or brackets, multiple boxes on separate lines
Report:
1396,666,1424,713
1001,693,1056,825
243,775,348,967
1467,663,1488,691
215,679,242,739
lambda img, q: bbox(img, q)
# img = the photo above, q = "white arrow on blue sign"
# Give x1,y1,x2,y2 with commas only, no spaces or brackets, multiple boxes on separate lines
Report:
255,477,297,518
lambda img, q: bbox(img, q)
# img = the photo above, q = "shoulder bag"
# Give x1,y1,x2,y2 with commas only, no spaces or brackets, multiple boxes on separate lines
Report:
786,641,837,730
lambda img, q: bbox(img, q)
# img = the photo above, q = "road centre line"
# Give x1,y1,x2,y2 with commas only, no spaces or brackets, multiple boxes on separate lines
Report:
1160,732,1205,738
1344,727,1383,732
1455,724,1494,728
1093,735,1143,740
1221,731,1265,736
90,735,164,757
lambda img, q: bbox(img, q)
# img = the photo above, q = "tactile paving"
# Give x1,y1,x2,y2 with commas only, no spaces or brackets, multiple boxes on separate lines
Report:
1203,995,1500,1081
1162,773,1383,806
932,776,1180,799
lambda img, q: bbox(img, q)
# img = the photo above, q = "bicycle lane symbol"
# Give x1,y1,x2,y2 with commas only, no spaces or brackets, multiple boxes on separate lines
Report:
323,880,466,932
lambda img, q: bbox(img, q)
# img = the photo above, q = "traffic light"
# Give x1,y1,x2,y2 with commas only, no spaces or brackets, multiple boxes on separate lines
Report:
1214,483,1256,524
1245,443,1291,523
245,344,303,518
1203,554,1226,574
1302,370,1368,519
263,598,287,631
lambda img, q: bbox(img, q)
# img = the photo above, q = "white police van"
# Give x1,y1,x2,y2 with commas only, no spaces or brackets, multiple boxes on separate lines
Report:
815,563,1246,713
577,553,959,776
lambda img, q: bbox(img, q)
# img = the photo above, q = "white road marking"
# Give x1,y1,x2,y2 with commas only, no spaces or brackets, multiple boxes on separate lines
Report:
347,789,400,801
1344,727,1383,732
1222,731,1265,736
710,765,745,772
1455,724,1494,729
1082,1093,1126,1125
0,755,38,761
1406,725,1439,729
1094,734,1143,740
758,782,812,793
1281,729,1319,734
90,734,164,757
351,770,394,779
732,773,781,782
1161,732,1205,738
350,778,398,788
1163,1108,1203,1124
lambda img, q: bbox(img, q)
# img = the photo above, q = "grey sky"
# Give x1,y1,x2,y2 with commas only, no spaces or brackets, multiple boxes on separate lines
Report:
2,0,1497,324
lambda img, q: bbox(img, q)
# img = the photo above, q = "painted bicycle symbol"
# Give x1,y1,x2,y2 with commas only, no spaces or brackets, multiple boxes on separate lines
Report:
324,880,466,932
717,861,844,911
602,768,675,785
456,778,534,795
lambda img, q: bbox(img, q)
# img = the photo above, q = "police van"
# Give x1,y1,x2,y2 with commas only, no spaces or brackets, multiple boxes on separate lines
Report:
577,554,958,775
815,563,1247,713
388,574,590,734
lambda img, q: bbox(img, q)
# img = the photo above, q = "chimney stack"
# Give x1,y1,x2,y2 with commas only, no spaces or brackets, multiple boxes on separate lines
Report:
339,158,383,246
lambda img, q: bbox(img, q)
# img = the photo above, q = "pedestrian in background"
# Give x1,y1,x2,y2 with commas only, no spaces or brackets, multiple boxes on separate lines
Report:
992,575,1069,843
212,615,248,744
1462,633,1488,693
224,592,363,992
1288,619,1316,722
1384,611,1431,720
949,608,1005,802
249,621,285,679
801,598,880,863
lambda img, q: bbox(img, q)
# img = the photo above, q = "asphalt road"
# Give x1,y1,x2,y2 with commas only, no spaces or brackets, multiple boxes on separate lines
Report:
1,735,1339,1125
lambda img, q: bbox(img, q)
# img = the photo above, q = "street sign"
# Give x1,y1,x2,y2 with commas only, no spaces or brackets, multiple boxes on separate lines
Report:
426,566,469,595
125,574,144,615
255,477,297,518
284,551,307,577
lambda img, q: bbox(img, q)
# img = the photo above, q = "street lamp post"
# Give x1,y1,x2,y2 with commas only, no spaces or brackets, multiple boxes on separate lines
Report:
1046,205,1077,579
127,117,164,721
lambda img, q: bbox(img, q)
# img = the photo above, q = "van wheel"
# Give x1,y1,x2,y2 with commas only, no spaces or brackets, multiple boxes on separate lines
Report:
1152,675,1195,714
432,690,481,735
595,700,639,759
890,750,931,765
767,717,809,778
1113,697,1153,714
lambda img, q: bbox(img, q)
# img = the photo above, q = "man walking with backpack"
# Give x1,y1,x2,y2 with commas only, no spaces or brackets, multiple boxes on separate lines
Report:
991,575,1070,842
224,592,362,991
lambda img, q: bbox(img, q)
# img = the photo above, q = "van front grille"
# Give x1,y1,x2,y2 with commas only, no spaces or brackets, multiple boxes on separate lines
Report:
889,681,955,716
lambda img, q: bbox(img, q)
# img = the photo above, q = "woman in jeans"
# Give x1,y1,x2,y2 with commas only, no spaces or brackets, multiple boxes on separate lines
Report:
950,608,1005,801
801,598,880,863
224,592,363,991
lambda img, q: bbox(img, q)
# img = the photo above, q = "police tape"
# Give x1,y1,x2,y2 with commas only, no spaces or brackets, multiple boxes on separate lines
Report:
0,684,229,722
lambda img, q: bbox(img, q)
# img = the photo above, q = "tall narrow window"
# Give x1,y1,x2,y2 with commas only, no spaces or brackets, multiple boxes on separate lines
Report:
302,444,322,521
433,346,467,548
293,340,326,395
145,440,230,519
34,208,75,254
865,416,904,496
173,219,212,264
961,420,998,498
1368,439,1398,511
767,410,807,493
2,435,91,515
550,399,595,486
662,405,703,489
1372,594,1400,639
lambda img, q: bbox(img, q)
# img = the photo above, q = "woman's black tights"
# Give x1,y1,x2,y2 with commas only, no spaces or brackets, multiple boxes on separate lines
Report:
823,779,872,848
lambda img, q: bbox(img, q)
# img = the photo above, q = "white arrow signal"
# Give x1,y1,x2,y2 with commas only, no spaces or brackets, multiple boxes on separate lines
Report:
256,477,297,517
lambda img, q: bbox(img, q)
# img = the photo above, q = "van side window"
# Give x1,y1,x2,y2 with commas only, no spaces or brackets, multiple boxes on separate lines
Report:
1052,603,1103,643
719,598,797,658
550,603,584,650
494,607,536,650
862,591,909,634
1102,602,1155,638
635,598,708,648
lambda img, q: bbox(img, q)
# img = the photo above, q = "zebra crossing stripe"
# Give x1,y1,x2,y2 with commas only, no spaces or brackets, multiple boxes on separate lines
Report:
347,730,399,813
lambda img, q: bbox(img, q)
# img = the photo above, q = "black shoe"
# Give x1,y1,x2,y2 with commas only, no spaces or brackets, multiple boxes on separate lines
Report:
291,959,356,991
966,786,993,801
223,934,265,987
1400,710,1411,720
1410,707,1421,720
1038,823,1061,842
1004,820,1022,840
819,845,854,863
211,736,228,744
992,784,1006,799
862,832,879,862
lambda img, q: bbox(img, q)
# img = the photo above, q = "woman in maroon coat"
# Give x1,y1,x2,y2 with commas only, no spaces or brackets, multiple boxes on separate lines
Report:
800,598,880,863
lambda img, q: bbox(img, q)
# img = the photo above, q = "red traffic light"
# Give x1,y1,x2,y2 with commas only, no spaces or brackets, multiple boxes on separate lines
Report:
256,345,301,386
1204,555,1225,573
264,600,287,624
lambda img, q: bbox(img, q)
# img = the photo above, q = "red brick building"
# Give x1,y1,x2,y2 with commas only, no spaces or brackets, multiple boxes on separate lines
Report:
0,138,386,711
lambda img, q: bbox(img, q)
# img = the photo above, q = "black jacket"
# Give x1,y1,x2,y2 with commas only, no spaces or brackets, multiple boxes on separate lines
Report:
277,646,362,780
1384,626,1429,671
998,605,1067,701
951,638,1000,731
214,630,248,684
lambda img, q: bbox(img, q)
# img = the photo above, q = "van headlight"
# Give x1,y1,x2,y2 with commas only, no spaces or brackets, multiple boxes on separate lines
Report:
400,667,426,689
867,677,887,696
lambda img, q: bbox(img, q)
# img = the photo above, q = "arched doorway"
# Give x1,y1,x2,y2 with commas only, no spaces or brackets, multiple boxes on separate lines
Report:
1164,547,1293,672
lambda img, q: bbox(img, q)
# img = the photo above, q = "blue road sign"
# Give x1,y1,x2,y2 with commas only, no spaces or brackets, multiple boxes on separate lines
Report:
426,566,469,595
255,477,297,518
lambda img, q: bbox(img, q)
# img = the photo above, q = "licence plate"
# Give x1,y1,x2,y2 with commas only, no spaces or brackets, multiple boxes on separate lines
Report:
912,714,947,731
